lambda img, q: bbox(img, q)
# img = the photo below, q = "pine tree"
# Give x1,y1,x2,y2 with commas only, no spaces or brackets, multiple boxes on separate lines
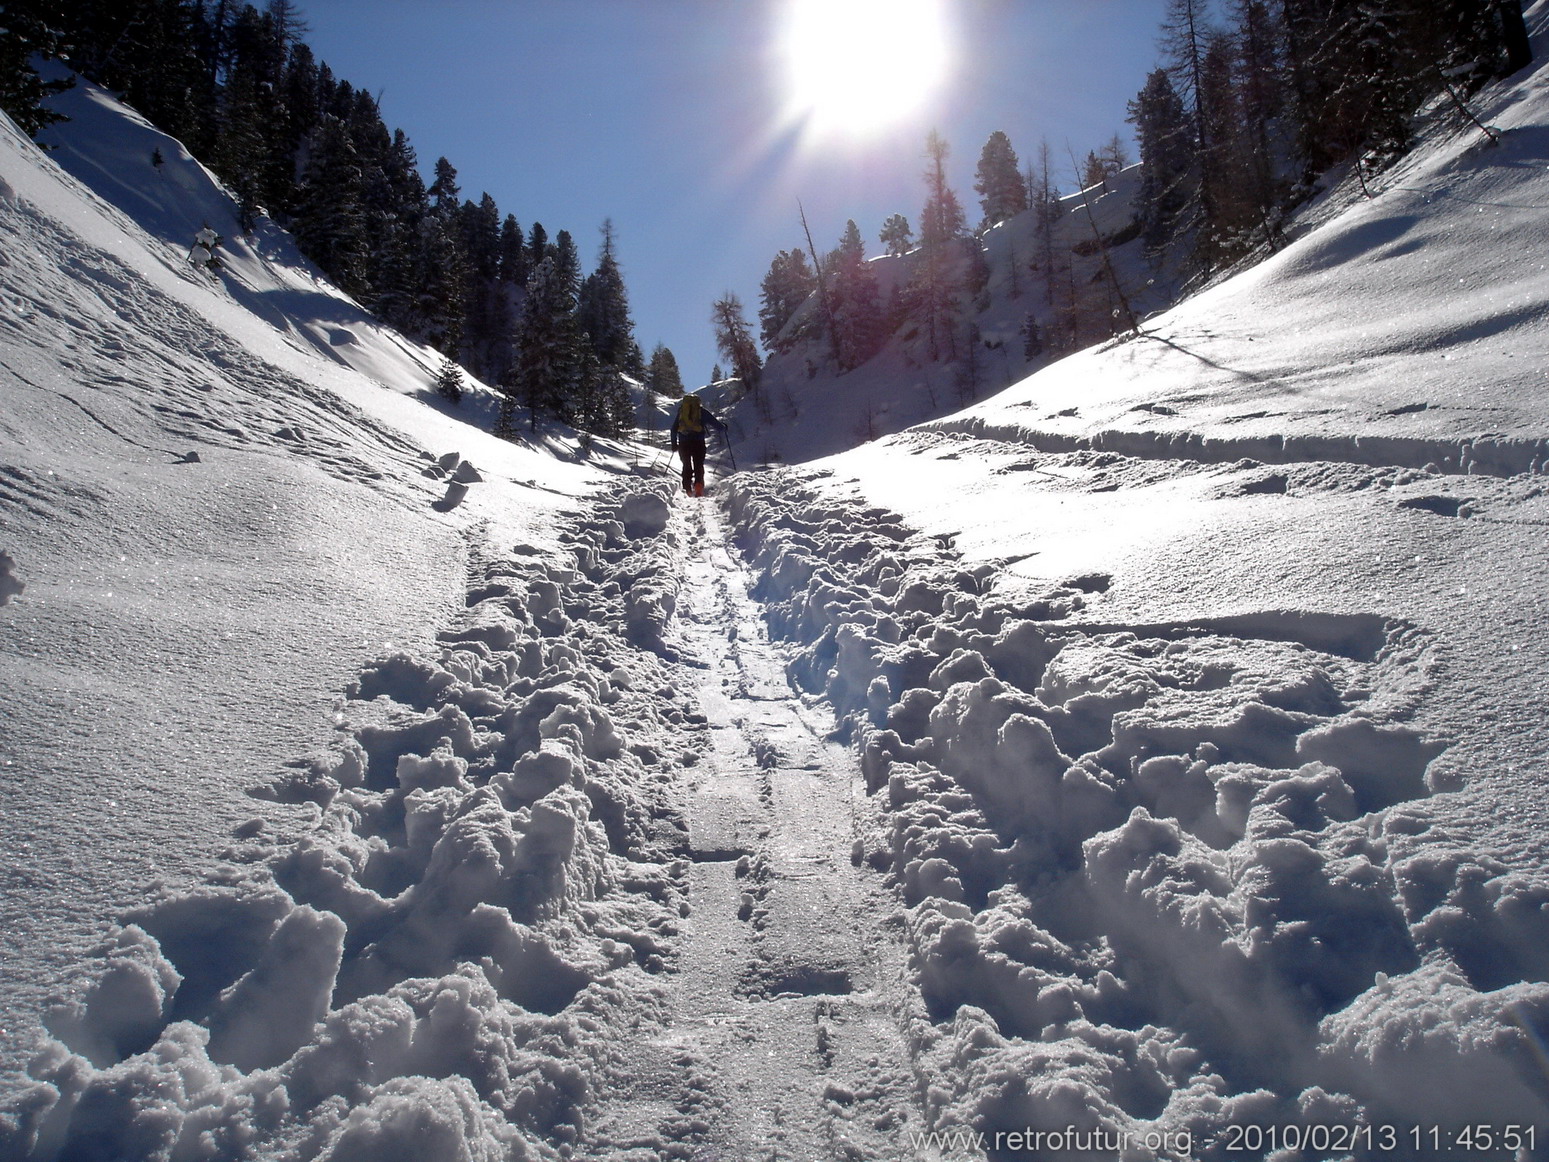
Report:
917,130,966,361
1228,0,1286,245
498,214,528,286
828,220,884,369
1081,150,1109,192
526,221,549,268
879,213,913,257
576,219,638,372
292,115,370,298
0,0,74,139
1128,68,1194,253
1021,313,1044,360
646,343,685,397
507,255,583,431
758,248,816,352
1029,140,1064,308
212,55,268,231
435,357,464,404
973,130,1027,228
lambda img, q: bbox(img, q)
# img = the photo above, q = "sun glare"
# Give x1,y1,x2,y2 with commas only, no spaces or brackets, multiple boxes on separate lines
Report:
781,0,952,138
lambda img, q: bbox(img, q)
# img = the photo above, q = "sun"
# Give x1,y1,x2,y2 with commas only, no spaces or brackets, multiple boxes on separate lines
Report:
780,0,952,138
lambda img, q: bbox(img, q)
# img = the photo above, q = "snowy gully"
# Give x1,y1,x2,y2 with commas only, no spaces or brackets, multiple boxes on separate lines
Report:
6,465,1545,1161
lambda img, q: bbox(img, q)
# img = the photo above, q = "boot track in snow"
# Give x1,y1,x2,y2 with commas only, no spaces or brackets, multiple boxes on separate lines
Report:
6,464,1547,1161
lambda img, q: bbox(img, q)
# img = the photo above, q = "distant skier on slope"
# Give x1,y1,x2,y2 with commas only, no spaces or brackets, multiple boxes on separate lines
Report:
669,392,727,497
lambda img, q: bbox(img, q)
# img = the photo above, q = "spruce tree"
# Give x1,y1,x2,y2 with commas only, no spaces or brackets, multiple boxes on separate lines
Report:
576,219,639,372
973,130,1027,228
293,115,370,298
758,248,816,352
917,130,966,362
0,0,73,139
498,214,528,286
646,343,685,397
828,220,884,369
435,357,464,404
1128,68,1194,253
508,255,583,431
879,213,913,257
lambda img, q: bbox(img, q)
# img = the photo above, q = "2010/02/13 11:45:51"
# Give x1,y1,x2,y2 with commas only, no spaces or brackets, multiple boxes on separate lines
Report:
1218,1123,1536,1154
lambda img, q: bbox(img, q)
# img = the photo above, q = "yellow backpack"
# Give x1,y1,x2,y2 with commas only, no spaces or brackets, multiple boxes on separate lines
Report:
677,394,703,435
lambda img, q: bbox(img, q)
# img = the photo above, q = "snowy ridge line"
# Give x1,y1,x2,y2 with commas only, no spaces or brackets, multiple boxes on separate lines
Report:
722,468,1549,1153
928,411,1549,479
2,479,720,1160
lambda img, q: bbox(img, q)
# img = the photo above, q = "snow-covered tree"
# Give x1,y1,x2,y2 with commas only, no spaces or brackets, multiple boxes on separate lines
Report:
293,115,370,298
435,357,464,404
505,255,583,432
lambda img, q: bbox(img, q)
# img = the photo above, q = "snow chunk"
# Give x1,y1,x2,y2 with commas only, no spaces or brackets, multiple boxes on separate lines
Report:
0,549,23,604
43,926,181,1068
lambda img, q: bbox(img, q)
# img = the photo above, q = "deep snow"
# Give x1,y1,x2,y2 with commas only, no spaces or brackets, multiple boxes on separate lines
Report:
3,10,1549,1160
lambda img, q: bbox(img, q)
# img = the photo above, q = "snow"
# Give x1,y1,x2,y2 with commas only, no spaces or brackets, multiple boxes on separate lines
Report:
5,12,1549,1159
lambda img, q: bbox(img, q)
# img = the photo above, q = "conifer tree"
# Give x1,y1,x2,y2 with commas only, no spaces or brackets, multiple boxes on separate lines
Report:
917,130,966,361
879,213,913,257
973,130,1027,228
0,0,73,139
1128,68,1194,253
498,214,528,286
646,343,685,397
293,115,370,298
758,248,816,352
1028,140,1064,308
507,255,583,431
828,220,884,369
526,222,549,268
576,219,639,373
711,292,762,394
435,357,464,404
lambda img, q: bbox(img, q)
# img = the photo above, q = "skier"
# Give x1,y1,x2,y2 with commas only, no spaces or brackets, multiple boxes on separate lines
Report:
188,224,221,271
669,392,726,497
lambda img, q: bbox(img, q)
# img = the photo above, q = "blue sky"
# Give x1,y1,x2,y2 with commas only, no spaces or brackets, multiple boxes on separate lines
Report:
298,0,1170,387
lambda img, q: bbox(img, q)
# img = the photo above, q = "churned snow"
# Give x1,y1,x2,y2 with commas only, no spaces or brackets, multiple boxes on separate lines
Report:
4,9,1549,1160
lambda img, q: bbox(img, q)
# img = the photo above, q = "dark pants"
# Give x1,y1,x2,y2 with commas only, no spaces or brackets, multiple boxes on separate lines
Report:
677,434,706,492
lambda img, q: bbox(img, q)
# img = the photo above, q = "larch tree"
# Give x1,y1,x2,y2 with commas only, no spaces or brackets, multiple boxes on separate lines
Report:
711,292,762,394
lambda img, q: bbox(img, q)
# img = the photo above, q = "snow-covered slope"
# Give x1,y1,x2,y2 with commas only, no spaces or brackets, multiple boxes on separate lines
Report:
724,162,1172,467
6,13,1549,1158
0,73,609,1102
711,7,1549,1152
